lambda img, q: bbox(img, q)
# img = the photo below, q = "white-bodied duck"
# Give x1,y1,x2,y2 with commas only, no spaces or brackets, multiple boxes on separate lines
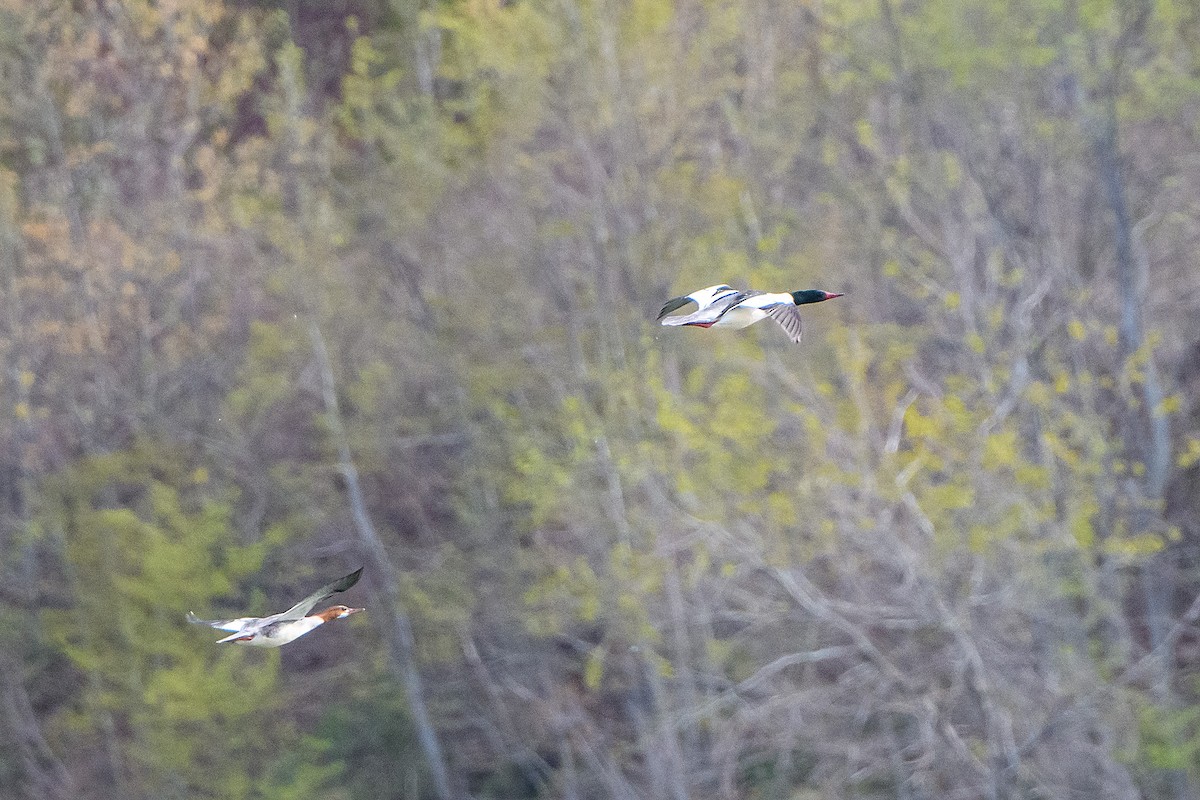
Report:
187,567,364,647
658,287,844,343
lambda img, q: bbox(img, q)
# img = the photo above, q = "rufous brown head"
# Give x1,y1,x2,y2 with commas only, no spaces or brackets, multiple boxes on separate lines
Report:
317,605,365,622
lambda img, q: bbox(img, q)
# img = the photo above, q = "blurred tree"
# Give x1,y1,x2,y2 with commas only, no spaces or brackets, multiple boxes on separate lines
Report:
1,0,1199,798
34,443,299,799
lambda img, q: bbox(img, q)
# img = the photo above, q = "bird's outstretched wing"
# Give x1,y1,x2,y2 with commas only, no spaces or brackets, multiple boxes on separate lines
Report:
660,292,747,326
765,304,804,343
657,295,697,320
657,285,738,321
186,612,258,632
276,567,364,621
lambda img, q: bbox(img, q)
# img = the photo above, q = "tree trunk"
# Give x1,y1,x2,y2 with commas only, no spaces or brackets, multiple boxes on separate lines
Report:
1094,98,1189,800
308,321,457,800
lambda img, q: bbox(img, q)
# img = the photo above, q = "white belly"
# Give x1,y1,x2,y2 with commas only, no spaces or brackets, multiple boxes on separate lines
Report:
242,617,324,647
711,305,769,329
240,635,289,648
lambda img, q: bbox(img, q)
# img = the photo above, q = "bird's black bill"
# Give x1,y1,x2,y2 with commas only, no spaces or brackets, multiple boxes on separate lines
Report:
657,296,694,320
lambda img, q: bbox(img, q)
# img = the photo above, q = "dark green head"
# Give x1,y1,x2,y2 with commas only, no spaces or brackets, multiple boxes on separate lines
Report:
790,289,844,305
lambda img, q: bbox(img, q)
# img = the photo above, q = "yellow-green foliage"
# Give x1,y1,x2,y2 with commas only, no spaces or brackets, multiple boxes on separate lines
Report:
225,319,308,425
430,0,557,147
36,442,323,799
523,557,603,636
659,369,779,503
1137,701,1200,778
400,545,475,664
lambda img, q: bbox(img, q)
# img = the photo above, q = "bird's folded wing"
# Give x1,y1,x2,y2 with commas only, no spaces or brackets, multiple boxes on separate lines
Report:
765,304,804,343
186,612,258,632
277,567,364,621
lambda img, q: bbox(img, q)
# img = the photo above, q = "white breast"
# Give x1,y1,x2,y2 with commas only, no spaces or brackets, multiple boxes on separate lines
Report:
247,617,325,647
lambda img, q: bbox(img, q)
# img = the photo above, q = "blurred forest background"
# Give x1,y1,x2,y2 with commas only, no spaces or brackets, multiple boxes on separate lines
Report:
2,0,1200,798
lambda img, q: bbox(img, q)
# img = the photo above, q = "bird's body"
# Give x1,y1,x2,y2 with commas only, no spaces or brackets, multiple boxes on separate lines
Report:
658,287,843,343
187,568,364,648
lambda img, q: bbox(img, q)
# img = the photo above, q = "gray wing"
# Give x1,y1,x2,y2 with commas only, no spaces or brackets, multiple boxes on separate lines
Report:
660,292,748,326
765,304,803,343
186,612,259,632
276,567,364,621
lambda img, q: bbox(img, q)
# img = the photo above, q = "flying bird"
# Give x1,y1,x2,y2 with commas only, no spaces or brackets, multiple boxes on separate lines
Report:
658,287,844,343
187,568,364,647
